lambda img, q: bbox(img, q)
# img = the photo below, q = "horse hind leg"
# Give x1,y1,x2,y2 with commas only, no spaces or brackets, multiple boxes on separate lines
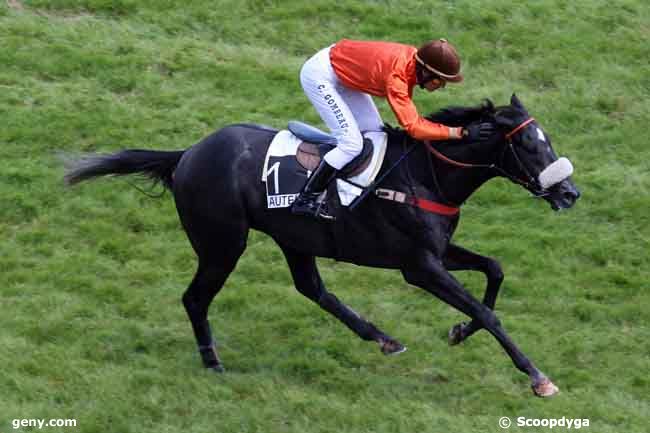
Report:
181,226,247,372
281,246,405,356
181,262,232,371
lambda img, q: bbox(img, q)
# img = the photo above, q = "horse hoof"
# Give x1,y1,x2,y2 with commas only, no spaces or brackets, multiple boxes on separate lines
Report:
208,364,225,373
448,323,465,346
380,339,407,356
532,378,559,397
199,344,224,372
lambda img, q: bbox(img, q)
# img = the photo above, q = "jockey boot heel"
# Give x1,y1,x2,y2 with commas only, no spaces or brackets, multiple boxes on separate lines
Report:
291,160,338,219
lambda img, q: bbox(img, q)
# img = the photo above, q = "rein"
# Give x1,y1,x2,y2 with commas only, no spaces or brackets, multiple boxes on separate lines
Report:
353,117,543,216
425,141,495,170
425,117,549,196
377,136,460,217
352,135,461,216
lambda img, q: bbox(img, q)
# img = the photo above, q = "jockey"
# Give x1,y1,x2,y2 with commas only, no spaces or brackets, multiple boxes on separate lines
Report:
291,38,494,219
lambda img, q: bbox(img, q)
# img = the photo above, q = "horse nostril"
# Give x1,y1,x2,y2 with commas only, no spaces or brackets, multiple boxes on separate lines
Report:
564,190,579,202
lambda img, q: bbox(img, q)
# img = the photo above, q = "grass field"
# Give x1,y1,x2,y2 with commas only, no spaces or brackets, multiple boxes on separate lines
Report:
1,0,649,432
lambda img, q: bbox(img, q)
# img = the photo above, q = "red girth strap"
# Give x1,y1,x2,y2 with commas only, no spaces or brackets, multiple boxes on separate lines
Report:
375,188,460,216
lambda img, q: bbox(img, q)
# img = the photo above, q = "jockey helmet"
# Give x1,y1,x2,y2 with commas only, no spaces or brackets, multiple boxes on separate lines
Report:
415,39,463,83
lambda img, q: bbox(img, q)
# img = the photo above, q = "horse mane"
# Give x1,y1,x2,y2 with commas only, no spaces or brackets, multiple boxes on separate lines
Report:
383,99,496,141
426,99,496,127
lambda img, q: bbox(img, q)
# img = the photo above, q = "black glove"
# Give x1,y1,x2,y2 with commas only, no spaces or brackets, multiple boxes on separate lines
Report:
463,122,496,142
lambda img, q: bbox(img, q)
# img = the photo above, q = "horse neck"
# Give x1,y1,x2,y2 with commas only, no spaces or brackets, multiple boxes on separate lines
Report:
408,140,498,207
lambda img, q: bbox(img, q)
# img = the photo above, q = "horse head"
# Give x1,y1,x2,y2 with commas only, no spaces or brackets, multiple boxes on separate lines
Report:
488,94,580,210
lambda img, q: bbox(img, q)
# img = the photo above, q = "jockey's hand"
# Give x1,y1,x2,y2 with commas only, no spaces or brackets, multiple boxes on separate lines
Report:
463,123,495,142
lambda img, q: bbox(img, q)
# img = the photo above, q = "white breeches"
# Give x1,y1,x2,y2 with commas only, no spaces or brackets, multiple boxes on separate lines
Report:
300,46,384,170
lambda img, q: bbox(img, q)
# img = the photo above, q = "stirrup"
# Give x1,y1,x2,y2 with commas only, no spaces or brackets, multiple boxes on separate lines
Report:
291,194,335,221
291,159,338,221
315,202,335,221
291,191,320,216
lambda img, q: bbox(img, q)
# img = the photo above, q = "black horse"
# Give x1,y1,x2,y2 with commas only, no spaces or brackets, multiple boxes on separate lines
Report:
65,94,579,397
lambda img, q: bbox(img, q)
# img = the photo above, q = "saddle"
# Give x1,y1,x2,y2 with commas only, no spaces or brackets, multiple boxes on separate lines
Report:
288,121,374,178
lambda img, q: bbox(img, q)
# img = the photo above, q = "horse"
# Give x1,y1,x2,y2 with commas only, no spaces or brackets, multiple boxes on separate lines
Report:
64,94,580,397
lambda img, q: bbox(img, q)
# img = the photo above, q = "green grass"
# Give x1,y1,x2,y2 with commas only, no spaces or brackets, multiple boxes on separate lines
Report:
1,0,649,432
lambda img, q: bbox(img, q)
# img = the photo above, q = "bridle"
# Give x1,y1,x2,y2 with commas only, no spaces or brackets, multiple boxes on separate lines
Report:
505,117,535,140
424,117,550,197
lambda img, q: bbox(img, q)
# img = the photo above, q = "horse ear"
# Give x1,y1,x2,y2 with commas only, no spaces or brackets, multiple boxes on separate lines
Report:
510,93,524,109
482,99,495,112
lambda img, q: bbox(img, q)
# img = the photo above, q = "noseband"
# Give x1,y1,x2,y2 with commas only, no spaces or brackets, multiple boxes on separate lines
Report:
425,117,550,196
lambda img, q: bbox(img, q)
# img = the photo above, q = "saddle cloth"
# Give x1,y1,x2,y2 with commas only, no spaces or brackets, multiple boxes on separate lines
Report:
261,130,387,209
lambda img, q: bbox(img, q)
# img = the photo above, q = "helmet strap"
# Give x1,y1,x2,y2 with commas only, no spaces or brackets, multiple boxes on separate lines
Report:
415,64,435,89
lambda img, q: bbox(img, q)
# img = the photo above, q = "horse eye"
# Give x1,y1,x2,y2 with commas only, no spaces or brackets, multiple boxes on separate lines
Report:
519,135,539,154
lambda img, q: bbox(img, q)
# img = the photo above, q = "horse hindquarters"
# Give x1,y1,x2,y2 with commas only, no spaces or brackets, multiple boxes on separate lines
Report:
172,130,254,370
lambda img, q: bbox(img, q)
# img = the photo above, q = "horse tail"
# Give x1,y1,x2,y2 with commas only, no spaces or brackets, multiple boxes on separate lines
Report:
64,149,184,190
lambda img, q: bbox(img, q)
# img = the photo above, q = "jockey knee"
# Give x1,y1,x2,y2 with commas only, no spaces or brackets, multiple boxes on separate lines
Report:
324,132,363,170
336,131,363,158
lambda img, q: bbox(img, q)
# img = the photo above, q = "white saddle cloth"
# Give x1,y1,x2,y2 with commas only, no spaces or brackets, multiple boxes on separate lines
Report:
262,130,388,207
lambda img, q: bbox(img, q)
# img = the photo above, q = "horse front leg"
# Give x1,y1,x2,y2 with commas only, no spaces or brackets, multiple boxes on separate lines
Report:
402,250,558,397
443,243,504,345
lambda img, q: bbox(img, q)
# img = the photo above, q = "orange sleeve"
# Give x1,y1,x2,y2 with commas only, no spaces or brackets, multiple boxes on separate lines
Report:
385,74,455,141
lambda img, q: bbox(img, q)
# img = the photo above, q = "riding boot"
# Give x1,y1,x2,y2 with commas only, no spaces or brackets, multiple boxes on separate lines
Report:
291,160,338,220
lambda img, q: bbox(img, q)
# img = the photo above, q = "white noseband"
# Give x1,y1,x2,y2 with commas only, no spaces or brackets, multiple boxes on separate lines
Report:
538,157,573,189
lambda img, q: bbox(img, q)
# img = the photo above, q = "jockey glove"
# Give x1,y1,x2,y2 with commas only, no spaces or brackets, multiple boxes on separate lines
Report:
463,122,496,142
